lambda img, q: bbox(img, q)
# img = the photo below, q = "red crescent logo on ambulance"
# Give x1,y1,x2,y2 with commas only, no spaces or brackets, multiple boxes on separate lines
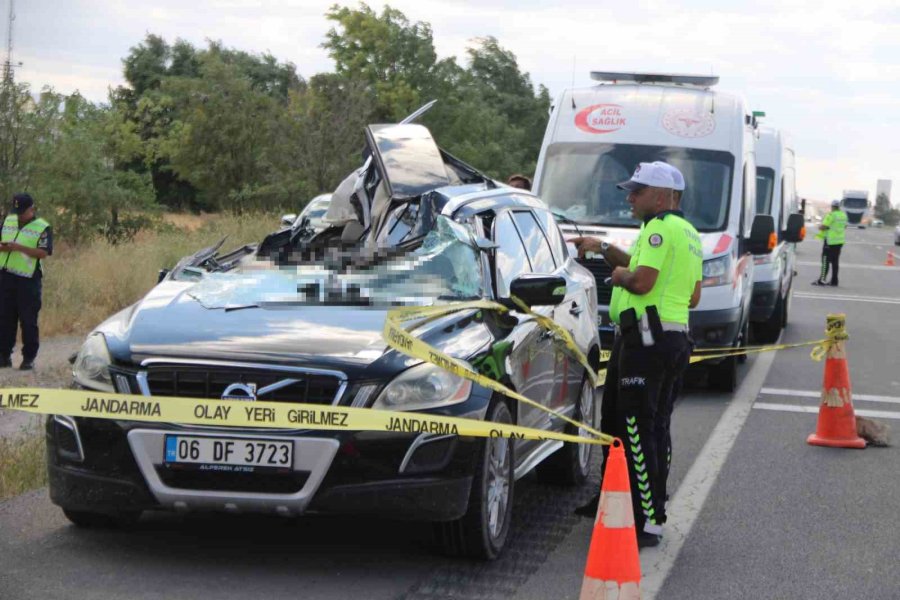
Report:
575,103,626,134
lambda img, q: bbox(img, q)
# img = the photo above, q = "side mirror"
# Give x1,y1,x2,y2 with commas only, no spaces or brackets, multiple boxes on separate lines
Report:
748,214,776,255
783,213,805,243
157,268,170,284
508,274,566,308
281,213,297,227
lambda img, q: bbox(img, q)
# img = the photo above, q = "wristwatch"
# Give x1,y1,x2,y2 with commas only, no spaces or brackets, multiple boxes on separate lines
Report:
600,241,610,253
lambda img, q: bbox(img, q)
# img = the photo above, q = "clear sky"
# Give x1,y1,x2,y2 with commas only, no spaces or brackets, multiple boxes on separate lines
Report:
10,0,900,204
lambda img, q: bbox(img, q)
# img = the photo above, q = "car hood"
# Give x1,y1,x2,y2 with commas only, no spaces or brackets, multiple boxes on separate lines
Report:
101,281,491,373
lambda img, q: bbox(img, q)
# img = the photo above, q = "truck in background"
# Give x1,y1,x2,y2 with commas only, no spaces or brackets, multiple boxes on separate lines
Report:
841,190,869,225
750,126,804,343
533,71,778,391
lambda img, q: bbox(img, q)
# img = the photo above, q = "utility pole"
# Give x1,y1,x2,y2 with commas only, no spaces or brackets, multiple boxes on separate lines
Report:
2,0,15,83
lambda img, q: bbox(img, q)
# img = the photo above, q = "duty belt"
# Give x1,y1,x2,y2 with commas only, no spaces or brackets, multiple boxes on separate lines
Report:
661,321,689,333
614,321,688,335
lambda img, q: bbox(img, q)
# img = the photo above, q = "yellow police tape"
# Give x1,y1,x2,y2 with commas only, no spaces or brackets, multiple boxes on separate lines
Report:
0,304,846,452
382,299,613,444
0,299,616,448
0,387,609,445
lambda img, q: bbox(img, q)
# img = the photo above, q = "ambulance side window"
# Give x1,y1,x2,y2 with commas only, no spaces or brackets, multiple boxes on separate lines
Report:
782,168,796,231
741,154,757,237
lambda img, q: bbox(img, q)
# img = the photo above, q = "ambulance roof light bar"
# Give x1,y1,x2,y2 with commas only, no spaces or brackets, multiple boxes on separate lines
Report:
590,71,719,87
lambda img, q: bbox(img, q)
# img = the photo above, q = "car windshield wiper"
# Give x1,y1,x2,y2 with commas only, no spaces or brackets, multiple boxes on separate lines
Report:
550,210,587,237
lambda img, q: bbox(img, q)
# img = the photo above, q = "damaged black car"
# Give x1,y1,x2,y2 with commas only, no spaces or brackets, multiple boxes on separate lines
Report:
51,113,601,559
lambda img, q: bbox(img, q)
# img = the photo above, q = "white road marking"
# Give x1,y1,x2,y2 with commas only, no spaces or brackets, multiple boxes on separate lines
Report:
794,292,900,305
760,387,900,405
640,349,778,598
797,261,897,271
753,402,900,421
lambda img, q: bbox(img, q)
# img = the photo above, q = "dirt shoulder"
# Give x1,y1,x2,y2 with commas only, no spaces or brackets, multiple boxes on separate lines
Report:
0,335,82,439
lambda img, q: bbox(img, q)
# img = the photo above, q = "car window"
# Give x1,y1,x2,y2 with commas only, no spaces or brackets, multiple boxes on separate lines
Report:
531,207,567,266
494,211,532,297
512,210,557,274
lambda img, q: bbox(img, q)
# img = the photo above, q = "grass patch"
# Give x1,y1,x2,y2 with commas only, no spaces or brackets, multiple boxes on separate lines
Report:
0,428,47,500
41,213,279,337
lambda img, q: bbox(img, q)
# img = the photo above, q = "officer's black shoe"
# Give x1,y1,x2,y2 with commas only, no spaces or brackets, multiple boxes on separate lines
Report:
574,493,600,518
637,531,662,548
19,360,34,371
811,280,826,286
0,356,11,368
830,282,838,287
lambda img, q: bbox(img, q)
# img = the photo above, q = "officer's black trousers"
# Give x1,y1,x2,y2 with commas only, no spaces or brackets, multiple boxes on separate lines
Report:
599,333,674,532
653,332,692,523
820,243,842,285
0,271,42,362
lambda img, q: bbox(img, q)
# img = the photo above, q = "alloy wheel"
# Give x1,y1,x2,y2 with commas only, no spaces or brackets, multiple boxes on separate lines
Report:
486,435,511,539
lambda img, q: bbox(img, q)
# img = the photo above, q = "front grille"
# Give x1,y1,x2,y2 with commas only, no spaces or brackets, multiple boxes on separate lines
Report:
576,258,613,305
157,466,309,494
144,365,342,405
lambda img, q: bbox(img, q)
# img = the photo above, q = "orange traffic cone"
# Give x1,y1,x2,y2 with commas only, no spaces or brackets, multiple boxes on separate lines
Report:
885,251,895,266
580,439,642,600
808,314,866,449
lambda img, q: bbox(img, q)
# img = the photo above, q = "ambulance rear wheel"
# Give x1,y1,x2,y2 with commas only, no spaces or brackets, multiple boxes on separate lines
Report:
708,356,737,392
736,318,750,364
753,294,783,344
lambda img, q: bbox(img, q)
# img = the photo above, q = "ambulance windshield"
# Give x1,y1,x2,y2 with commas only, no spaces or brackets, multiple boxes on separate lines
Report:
538,142,735,232
842,197,867,209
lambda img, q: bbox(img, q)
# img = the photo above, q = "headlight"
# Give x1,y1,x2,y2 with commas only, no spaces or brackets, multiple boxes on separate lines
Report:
372,362,472,412
73,333,114,392
702,255,733,287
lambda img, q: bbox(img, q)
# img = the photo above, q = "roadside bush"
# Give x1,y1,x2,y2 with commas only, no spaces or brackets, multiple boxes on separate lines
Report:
0,429,46,500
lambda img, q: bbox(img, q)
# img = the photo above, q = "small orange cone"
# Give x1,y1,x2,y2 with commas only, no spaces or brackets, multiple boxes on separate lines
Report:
885,251,895,266
808,314,866,449
580,439,642,599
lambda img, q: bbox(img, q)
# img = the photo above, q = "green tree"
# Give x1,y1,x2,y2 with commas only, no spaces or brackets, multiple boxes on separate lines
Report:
323,4,437,121
322,6,549,179
874,192,900,226
117,34,305,210
27,92,156,243
280,73,375,196
157,54,287,213
0,80,40,201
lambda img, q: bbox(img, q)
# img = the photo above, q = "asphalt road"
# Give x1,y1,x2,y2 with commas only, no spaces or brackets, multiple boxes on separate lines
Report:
1,226,897,599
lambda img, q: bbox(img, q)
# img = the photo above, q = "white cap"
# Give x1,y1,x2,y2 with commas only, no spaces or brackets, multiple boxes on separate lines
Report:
831,199,841,207
617,162,675,192
653,161,685,191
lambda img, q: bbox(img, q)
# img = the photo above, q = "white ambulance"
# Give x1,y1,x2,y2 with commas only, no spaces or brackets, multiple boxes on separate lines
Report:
533,72,776,391
749,126,805,343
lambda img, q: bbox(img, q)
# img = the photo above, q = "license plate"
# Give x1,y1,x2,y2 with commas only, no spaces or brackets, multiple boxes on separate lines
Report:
164,435,293,470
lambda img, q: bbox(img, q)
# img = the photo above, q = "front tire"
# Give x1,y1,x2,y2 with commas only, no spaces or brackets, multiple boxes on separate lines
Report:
536,377,594,486
434,399,514,560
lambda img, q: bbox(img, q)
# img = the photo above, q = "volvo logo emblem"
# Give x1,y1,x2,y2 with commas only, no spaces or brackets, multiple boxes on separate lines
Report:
221,382,257,401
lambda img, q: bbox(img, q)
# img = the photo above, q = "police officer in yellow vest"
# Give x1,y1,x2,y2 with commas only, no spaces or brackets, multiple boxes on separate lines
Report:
812,199,847,286
0,193,52,369
572,163,702,546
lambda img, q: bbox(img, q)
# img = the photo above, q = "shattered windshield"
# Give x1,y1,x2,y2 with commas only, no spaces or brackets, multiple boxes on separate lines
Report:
185,216,484,309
